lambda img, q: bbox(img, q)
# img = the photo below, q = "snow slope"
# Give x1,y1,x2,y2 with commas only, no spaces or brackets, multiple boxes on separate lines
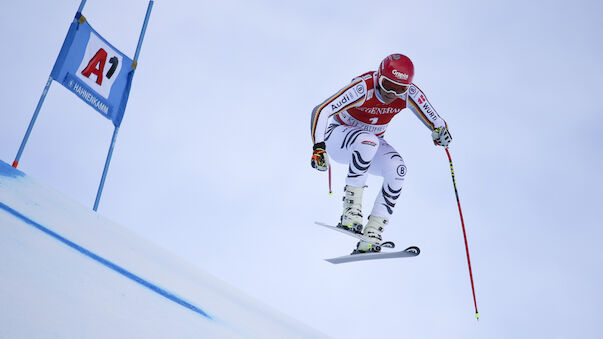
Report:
0,160,328,339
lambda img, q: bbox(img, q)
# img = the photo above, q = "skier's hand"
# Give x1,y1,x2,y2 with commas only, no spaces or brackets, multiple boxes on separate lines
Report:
311,142,329,171
432,126,452,147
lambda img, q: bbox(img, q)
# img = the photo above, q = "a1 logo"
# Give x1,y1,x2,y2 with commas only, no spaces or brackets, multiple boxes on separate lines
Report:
76,33,123,99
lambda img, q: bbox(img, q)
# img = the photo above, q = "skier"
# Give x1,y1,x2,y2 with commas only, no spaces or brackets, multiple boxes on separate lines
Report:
310,53,452,254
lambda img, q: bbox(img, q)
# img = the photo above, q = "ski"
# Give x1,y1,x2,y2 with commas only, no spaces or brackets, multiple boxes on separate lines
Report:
325,246,420,264
314,221,394,248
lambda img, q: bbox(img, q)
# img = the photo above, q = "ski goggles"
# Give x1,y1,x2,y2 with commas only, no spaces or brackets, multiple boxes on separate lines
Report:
379,76,410,96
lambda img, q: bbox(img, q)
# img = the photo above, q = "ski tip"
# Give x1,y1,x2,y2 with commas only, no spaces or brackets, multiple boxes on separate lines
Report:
475,312,480,321
404,246,420,255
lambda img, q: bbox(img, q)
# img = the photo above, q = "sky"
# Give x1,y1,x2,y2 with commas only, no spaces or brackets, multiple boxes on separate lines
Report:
1,0,603,338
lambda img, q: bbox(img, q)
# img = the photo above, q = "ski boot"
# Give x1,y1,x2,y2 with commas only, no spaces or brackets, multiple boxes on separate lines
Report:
337,185,364,234
352,215,388,254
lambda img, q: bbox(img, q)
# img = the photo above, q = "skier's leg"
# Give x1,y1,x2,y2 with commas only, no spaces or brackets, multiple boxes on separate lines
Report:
368,139,406,219
325,124,380,187
325,123,380,231
356,138,406,252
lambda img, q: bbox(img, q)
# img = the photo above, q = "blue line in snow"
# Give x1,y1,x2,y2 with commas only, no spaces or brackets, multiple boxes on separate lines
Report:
0,201,212,320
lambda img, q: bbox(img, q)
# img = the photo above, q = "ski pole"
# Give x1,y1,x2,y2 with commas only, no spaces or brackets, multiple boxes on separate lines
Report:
328,164,333,195
445,147,479,320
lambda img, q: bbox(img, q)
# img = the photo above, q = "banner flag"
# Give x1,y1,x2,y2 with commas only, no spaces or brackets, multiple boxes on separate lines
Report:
50,14,134,127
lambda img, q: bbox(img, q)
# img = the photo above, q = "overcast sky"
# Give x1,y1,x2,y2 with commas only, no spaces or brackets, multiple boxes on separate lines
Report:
1,0,602,338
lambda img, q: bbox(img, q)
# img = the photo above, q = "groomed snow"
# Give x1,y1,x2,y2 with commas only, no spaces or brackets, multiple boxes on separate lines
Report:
0,161,329,339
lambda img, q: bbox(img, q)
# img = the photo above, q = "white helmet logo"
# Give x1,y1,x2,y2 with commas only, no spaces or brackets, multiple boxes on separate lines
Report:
392,69,408,80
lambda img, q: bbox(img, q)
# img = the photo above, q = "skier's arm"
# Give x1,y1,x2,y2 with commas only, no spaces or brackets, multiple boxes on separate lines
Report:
406,84,452,146
310,79,367,145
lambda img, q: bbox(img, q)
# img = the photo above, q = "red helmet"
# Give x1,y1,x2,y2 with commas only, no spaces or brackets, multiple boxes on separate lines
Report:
377,54,414,96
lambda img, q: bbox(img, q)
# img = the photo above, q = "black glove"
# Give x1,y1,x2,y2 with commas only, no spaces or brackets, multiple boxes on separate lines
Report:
432,127,452,147
311,142,329,171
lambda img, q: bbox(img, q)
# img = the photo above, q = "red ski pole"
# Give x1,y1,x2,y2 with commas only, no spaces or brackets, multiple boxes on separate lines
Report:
445,147,479,320
328,164,333,195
